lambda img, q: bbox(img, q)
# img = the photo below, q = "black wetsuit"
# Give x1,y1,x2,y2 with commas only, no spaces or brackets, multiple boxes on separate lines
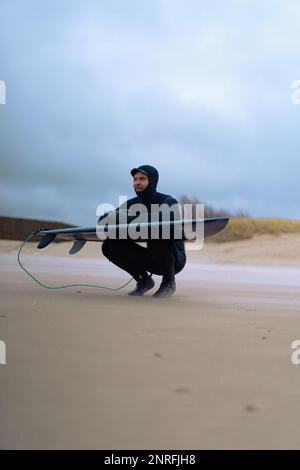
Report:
101,165,186,282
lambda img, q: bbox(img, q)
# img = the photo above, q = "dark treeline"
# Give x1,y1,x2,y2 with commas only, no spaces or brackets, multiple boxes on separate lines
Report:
0,216,74,241
178,195,249,219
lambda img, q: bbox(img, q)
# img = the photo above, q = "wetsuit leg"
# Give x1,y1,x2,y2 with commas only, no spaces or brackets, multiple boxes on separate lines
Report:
102,239,150,281
147,241,186,280
102,239,186,281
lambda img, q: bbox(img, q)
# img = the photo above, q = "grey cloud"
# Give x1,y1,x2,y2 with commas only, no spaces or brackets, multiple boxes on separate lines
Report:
1,0,300,225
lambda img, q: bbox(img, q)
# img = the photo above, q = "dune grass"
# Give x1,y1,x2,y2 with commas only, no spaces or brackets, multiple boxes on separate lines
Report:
210,217,300,242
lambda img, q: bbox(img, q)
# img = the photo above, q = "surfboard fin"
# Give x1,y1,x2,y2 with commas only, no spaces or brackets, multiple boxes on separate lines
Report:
69,239,87,255
37,233,57,249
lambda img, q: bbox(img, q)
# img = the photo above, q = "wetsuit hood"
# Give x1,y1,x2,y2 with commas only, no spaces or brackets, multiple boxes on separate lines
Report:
130,165,160,207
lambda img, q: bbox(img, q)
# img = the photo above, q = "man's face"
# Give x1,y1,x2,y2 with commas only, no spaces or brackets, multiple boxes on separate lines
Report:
133,171,149,192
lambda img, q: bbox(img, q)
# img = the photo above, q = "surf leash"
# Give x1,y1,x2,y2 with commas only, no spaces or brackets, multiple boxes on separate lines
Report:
17,229,134,291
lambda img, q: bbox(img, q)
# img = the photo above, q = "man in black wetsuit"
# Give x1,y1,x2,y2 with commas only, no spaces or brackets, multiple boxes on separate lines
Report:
100,165,186,298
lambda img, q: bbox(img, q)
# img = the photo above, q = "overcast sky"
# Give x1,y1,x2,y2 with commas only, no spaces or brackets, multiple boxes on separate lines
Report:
1,0,300,225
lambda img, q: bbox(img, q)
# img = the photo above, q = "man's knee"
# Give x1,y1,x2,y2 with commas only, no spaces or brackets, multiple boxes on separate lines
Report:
101,239,116,258
101,238,131,258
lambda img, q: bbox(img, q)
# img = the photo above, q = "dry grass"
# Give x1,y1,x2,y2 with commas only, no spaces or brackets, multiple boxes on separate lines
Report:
210,217,300,242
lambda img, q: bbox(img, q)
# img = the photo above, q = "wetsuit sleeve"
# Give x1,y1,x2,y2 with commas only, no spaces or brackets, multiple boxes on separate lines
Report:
97,198,139,224
159,196,182,222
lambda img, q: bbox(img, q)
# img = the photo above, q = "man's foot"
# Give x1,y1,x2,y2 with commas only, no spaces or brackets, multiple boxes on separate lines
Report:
128,275,155,296
152,280,176,298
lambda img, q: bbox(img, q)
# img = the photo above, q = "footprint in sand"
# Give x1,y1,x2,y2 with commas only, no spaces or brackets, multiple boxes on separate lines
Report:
154,352,162,358
174,387,190,394
244,404,259,412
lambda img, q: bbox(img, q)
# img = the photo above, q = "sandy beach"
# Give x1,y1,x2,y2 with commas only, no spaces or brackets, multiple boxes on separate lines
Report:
1,235,300,449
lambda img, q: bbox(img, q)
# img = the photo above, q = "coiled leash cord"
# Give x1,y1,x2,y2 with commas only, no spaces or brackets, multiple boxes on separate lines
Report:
17,229,134,291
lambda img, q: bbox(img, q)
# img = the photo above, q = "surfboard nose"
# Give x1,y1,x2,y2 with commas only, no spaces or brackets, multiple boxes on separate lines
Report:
204,217,229,237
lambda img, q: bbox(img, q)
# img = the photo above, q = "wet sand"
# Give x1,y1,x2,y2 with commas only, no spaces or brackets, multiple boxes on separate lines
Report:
1,236,300,449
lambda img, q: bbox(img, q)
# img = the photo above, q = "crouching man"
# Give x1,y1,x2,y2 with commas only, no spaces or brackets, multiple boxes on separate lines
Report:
100,165,186,298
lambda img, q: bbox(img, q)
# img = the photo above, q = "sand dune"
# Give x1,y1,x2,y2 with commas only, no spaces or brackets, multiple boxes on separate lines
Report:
1,236,300,449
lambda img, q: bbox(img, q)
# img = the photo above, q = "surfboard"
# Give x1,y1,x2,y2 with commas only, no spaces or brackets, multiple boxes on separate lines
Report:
36,217,229,254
